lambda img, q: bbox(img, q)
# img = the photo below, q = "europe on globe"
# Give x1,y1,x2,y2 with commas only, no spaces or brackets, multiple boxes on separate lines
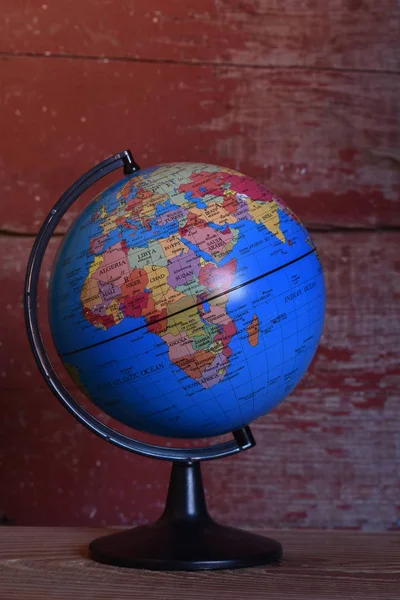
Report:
49,162,325,438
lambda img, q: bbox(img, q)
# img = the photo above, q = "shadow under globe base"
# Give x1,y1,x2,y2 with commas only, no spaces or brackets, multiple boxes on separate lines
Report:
89,461,282,571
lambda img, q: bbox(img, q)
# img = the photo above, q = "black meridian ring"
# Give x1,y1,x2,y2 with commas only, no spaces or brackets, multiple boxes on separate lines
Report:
24,149,256,462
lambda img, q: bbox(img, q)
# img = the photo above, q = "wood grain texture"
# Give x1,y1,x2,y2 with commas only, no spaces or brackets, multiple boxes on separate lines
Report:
0,528,399,600
1,1,399,71
1,56,399,233
0,232,399,530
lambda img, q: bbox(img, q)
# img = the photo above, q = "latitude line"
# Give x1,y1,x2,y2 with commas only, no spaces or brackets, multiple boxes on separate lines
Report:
60,247,317,358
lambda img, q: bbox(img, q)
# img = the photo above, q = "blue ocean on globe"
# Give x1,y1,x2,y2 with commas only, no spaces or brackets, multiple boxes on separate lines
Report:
49,162,325,438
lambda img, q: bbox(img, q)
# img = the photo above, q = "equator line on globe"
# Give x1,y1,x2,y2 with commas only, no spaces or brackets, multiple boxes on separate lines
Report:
49,162,325,438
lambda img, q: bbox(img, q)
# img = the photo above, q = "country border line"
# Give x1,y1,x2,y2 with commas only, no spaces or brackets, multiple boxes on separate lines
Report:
60,247,317,358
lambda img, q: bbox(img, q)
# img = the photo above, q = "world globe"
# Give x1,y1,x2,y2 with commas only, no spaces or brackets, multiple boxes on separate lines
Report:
49,162,325,439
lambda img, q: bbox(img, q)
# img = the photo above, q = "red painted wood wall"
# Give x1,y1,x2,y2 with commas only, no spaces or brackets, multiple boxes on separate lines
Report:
1,1,399,531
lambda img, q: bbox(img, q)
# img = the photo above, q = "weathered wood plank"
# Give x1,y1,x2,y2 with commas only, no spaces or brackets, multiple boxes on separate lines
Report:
1,57,399,232
0,232,399,530
1,1,399,71
0,528,399,599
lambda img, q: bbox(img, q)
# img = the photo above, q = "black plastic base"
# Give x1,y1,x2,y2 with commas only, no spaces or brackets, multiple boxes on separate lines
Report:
89,461,282,571
89,520,282,571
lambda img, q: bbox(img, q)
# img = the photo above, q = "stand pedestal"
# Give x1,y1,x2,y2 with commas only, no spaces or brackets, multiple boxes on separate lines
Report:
89,461,282,571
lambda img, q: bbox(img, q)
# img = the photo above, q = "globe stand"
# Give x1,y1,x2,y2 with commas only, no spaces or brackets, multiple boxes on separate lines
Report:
89,460,281,570
24,150,283,571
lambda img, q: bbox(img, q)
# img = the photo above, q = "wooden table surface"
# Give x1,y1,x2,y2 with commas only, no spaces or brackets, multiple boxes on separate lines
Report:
0,528,399,599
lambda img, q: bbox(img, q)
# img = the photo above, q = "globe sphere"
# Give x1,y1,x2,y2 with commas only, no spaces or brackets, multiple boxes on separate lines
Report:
49,162,325,438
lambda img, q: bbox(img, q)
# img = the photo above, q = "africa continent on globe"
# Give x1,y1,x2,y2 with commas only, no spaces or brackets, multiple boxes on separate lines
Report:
49,162,325,438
